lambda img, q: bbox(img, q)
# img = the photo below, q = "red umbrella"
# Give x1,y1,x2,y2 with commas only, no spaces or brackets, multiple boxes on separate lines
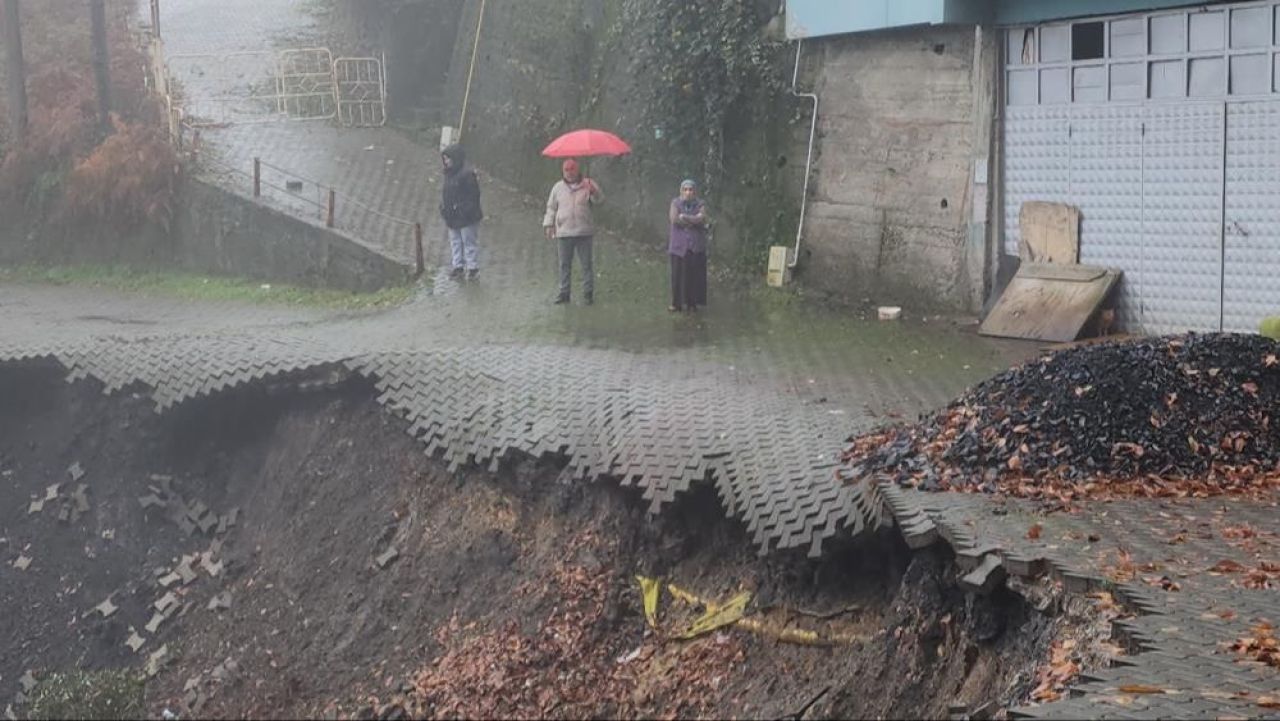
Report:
541,129,632,158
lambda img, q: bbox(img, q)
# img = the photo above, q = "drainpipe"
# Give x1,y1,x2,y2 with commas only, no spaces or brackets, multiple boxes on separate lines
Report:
789,37,819,270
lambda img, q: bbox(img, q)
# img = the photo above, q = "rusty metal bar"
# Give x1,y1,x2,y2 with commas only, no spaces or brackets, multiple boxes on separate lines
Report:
414,223,425,276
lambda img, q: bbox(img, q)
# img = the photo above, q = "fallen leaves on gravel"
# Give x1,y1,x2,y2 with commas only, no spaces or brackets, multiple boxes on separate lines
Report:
1227,622,1280,668
841,334,1280,500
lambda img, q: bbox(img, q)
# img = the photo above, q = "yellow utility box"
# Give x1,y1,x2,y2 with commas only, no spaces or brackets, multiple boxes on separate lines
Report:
766,246,792,287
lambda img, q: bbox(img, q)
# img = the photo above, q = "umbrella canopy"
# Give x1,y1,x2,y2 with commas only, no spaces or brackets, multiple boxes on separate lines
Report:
541,129,632,158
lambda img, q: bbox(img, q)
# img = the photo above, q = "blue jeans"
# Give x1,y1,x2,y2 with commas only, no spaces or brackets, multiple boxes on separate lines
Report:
448,224,479,270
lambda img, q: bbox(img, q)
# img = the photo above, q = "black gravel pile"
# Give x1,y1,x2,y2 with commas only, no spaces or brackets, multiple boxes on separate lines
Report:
844,333,1280,494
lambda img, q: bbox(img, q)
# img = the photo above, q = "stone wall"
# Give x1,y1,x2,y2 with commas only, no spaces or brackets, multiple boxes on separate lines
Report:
804,25,995,311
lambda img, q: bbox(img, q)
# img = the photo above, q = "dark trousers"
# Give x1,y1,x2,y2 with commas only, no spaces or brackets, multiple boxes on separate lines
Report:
557,235,594,300
670,251,707,309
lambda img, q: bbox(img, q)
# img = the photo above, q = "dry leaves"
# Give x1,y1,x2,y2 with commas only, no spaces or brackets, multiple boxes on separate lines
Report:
1030,639,1080,703
1227,622,1280,669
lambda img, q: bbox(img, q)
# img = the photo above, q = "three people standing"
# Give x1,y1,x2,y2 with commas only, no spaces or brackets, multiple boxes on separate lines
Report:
440,144,484,280
668,179,708,313
543,159,603,305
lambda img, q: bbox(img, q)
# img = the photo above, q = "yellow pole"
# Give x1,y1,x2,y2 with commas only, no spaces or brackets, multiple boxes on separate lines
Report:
457,0,487,143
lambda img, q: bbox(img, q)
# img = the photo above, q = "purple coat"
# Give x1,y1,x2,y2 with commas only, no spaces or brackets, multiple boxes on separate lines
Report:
668,198,708,256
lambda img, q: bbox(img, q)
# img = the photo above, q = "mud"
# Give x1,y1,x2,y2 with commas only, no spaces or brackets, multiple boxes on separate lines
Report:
0,363,1100,719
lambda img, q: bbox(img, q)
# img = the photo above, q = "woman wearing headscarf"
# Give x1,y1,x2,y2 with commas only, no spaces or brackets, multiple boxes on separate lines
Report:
668,179,708,312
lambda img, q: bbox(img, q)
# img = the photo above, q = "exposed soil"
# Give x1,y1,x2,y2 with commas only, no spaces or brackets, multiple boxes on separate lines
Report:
0,362,1108,719
843,333,1280,501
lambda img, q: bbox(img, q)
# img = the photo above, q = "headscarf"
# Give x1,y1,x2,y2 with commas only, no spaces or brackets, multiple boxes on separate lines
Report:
680,179,696,191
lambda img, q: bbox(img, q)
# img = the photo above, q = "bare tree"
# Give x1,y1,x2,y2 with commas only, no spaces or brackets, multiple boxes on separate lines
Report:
2,0,27,141
90,0,110,134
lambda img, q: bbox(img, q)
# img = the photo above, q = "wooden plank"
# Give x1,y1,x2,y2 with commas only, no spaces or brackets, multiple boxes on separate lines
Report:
1019,201,1080,265
981,264,1121,343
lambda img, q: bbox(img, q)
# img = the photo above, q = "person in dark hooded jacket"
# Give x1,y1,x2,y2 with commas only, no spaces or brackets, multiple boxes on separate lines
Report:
440,144,484,280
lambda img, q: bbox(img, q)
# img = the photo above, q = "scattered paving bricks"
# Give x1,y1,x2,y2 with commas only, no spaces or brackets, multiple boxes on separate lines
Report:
175,556,199,585
155,592,181,616
207,592,232,612
13,555,31,571
94,597,118,619
138,493,166,510
67,462,84,483
125,628,146,653
146,645,171,678
158,571,183,589
26,499,44,515
375,547,400,569
42,484,59,502
199,553,224,578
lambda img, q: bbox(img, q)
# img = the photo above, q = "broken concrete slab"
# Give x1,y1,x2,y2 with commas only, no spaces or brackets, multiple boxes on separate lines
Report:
125,629,146,653
176,515,198,537
207,592,232,612
13,555,31,571
27,499,44,515
138,493,167,510
68,462,85,482
94,597,118,619
375,547,400,569
158,572,183,588
57,506,71,524
43,484,60,502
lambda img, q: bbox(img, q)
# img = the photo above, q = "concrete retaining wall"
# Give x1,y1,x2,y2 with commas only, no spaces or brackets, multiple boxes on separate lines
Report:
804,24,995,312
0,179,411,293
172,180,411,293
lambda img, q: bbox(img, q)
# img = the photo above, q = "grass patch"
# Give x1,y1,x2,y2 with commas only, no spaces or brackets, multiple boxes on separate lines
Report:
0,264,419,310
25,669,145,720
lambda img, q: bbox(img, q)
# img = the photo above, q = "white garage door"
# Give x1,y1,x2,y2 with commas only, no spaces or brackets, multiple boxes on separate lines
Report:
1003,2,1280,334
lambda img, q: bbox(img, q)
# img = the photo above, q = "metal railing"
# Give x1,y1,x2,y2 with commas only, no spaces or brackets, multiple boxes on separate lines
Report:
184,132,426,276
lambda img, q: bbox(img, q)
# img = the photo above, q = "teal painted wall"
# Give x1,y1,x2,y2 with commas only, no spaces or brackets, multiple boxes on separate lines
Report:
786,0,948,38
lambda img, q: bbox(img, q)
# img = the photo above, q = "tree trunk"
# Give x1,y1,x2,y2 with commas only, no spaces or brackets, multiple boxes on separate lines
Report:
2,0,27,141
90,0,111,135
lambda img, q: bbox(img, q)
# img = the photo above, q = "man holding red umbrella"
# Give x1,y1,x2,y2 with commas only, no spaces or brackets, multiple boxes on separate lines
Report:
543,158,603,305
540,129,628,306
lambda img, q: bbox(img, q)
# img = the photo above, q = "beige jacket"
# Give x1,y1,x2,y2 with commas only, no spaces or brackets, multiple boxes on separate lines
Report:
542,179,603,238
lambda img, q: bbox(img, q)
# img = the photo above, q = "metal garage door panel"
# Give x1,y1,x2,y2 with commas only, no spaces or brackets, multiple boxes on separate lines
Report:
1223,101,1280,332
1140,103,1225,334
1003,106,1071,256
1069,105,1145,329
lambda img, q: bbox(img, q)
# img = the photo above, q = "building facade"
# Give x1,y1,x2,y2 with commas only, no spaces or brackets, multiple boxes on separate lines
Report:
792,0,1277,332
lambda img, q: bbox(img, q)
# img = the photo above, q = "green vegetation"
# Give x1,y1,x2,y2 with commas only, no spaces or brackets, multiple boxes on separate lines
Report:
0,264,418,310
25,669,145,721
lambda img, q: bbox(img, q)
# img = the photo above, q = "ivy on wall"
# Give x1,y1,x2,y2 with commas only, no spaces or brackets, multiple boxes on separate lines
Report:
618,0,788,195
